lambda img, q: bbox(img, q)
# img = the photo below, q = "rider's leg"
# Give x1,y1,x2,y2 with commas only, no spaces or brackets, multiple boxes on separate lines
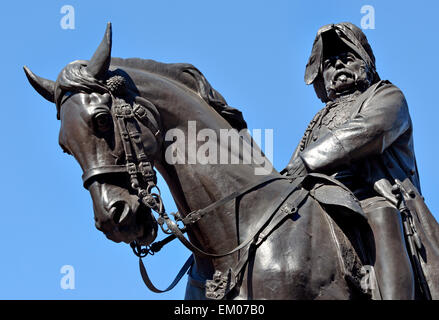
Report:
362,197,415,300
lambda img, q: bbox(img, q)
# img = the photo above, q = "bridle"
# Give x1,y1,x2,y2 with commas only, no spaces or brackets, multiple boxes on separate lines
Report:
81,100,160,192
80,92,309,300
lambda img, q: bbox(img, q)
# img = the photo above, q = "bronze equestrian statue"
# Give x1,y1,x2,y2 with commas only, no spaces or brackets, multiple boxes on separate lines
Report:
24,22,439,299
284,22,439,299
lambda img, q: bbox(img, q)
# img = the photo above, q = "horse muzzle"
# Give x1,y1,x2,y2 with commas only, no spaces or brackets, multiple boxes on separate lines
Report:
88,180,158,245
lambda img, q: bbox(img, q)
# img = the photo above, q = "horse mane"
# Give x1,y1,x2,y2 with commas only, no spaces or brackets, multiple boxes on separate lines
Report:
110,57,247,130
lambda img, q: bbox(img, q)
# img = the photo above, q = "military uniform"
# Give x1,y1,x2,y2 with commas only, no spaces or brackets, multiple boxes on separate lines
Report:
287,22,439,299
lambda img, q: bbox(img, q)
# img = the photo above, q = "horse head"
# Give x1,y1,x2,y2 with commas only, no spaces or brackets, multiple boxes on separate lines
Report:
24,23,161,246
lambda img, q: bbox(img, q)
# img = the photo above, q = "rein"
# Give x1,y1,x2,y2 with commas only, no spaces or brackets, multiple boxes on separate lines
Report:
133,173,307,299
82,95,309,299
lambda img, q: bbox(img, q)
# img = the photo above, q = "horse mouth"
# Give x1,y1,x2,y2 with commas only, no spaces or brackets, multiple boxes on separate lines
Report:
103,202,158,245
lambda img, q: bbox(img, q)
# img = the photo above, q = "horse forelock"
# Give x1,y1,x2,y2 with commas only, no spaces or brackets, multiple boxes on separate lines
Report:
54,60,108,119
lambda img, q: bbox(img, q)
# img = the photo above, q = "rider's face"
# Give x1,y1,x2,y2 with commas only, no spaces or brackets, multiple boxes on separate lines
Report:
322,51,365,99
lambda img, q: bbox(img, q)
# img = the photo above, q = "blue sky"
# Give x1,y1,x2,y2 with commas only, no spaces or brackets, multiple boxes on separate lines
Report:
1,0,438,299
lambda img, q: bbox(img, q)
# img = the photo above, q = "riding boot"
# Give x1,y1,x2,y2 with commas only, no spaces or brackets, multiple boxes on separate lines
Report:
362,198,415,300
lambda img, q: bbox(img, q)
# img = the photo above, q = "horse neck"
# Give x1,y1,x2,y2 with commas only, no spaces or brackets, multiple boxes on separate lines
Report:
156,97,272,215
129,67,273,214
154,114,273,276
155,99,269,216
133,65,272,276
132,66,276,274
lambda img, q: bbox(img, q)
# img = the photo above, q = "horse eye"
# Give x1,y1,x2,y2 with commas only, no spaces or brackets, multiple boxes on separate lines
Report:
94,112,112,132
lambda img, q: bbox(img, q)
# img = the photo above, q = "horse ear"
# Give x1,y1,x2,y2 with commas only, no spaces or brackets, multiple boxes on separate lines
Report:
23,66,55,103
86,22,112,79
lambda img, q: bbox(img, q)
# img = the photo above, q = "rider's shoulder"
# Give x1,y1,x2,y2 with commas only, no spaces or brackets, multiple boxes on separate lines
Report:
366,80,408,109
372,80,405,97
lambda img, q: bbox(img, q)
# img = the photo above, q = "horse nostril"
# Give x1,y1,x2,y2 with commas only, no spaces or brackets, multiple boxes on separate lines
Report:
109,201,131,225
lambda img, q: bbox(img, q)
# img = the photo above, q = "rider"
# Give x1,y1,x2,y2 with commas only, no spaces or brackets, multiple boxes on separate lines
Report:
284,22,439,299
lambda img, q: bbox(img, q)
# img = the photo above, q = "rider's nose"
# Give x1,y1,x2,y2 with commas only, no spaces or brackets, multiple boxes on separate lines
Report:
108,200,131,225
